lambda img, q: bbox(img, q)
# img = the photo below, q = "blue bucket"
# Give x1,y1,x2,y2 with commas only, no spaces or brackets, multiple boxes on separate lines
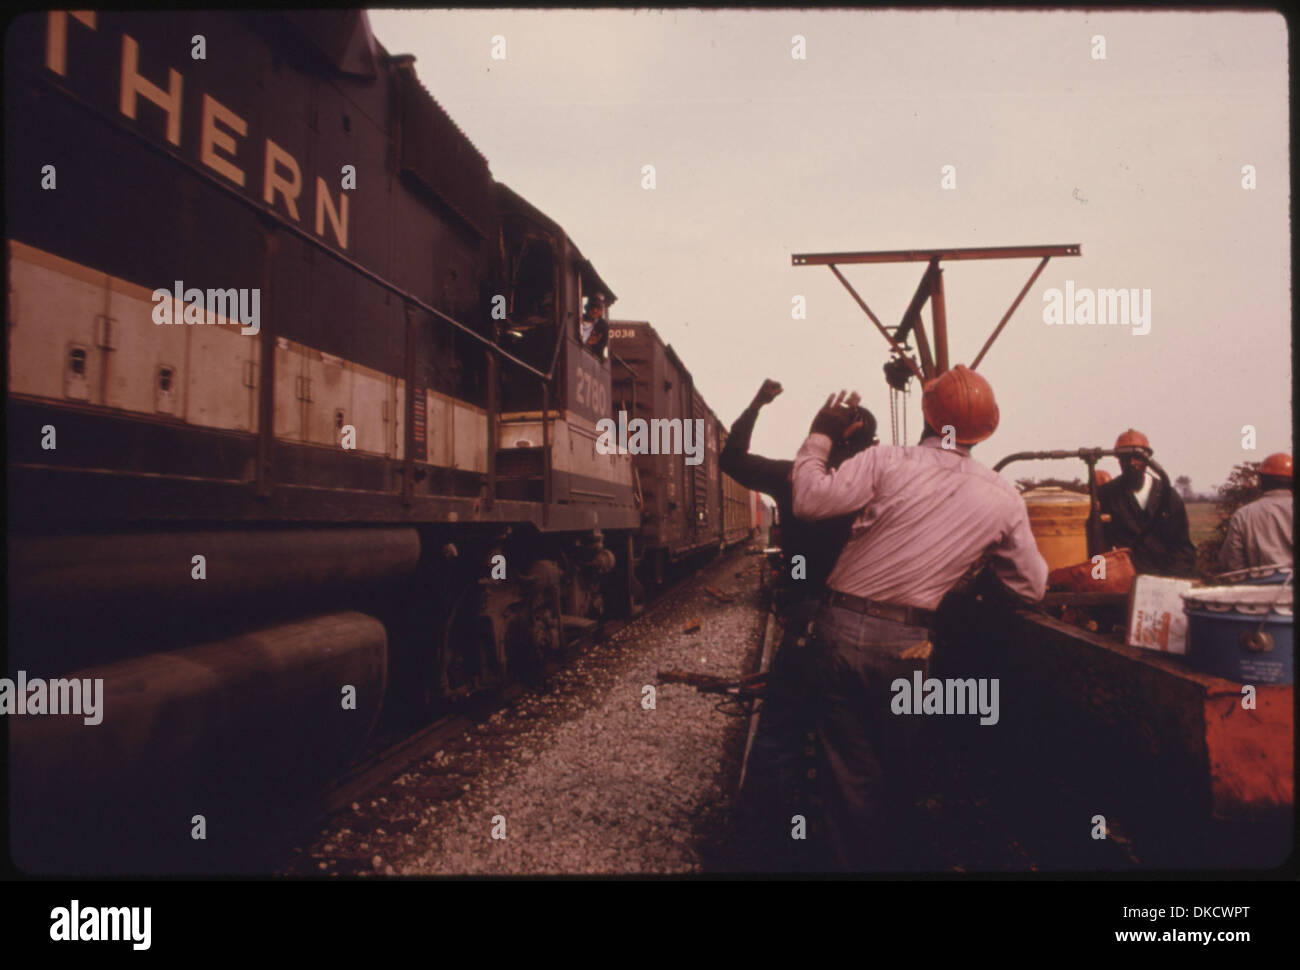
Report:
1213,563,1294,586
1182,585,1293,685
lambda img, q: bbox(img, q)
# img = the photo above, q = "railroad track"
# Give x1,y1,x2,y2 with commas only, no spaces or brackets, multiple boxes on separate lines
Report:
317,545,757,822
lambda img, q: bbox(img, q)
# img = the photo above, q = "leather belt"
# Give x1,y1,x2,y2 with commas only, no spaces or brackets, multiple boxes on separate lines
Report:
826,590,938,628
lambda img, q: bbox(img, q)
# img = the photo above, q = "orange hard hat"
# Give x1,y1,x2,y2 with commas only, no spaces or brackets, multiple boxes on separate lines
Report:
1260,452,1293,479
1114,428,1152,455
1093,469,1113,486
921,364,999,445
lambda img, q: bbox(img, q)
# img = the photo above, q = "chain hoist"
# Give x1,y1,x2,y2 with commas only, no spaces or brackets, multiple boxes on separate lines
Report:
883,351,917,446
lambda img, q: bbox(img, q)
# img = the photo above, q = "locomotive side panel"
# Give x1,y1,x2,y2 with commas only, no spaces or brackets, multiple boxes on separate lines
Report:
4,11,524,526
3,13,708,874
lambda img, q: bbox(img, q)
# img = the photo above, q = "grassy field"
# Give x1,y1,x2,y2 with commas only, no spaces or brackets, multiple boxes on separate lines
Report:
1185,501,1224,546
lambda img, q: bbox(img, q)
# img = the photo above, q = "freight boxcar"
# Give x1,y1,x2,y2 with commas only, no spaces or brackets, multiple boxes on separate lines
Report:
607,320,752,585
721,437,755,546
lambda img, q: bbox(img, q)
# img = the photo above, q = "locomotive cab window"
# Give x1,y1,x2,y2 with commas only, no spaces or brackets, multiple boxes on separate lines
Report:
578,292,608,360
504,236,557,372
498,233,559,413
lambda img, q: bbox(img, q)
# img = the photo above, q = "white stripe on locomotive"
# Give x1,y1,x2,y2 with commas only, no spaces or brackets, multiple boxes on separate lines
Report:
9,240,635,490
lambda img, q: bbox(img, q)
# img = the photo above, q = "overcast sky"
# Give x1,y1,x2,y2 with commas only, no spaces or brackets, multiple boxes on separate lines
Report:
370,8,1290,493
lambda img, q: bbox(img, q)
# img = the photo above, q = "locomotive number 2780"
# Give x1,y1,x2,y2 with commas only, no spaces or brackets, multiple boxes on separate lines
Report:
575,368,609,417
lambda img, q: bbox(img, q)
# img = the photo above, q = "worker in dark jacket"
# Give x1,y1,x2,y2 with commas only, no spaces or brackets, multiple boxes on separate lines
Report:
720,378,875,870
578,293,609,358
1098,428,1197,576
720,378,876,604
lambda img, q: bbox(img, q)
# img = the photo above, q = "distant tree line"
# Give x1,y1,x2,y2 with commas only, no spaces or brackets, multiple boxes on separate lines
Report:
1015,474,1218,502
1196,460,1265,576
1174,475,1218,503
1014,477,1087,493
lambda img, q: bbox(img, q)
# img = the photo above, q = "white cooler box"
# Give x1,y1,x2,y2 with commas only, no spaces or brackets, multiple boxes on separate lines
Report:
1126,575,1197,654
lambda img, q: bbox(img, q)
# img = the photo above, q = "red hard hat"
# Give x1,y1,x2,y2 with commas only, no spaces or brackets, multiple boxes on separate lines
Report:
1260,452,1293,479
921,364,999,445
1114,428,1152,455
1093,469,1113,486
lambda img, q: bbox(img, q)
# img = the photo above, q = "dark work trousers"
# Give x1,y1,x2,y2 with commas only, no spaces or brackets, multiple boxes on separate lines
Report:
763,596,820,803
765,596,820,717
730,596,821,872
804,600,931,872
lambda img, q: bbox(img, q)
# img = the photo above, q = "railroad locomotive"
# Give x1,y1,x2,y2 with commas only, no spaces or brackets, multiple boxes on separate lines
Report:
4,10,755,868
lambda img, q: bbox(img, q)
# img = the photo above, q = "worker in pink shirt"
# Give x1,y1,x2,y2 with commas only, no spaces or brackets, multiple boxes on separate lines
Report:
791,365,1047,871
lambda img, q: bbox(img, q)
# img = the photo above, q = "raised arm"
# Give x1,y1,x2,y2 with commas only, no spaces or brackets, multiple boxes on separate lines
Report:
791,390,877,520
720,380,791,491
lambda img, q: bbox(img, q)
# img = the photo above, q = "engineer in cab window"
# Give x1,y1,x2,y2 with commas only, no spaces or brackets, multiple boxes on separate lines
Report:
578,293,609,359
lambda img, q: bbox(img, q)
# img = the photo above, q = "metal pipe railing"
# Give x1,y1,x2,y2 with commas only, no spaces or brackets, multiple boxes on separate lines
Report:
994,448,1172,557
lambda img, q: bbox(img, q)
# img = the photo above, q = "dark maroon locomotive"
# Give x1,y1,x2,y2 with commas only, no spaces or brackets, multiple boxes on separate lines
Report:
4,10,756,870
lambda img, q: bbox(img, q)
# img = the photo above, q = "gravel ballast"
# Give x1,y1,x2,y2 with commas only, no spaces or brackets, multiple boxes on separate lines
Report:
284,549,766,876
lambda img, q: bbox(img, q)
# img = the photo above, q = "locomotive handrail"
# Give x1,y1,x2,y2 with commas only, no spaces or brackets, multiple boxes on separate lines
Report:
30,69,550,382
608,349,638,379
